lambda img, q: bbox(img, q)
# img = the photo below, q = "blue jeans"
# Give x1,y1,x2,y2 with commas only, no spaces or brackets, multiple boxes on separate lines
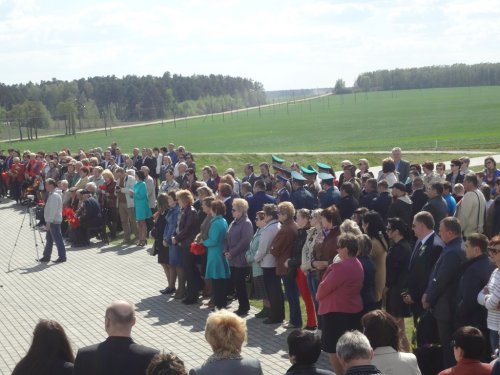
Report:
282,274,302,327
490,329,499,353
43,223,66,260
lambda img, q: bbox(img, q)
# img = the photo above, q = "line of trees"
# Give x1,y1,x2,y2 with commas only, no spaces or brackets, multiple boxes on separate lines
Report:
0,73,266,139
354,63,500,91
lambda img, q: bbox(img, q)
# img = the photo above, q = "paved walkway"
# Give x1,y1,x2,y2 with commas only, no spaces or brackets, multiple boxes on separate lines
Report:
0,200,329,374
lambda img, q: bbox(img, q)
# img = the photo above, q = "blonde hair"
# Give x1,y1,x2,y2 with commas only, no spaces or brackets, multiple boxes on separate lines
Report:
101,169,115,181
278,201,295,218
340,219,363,236
232,198,248,213
205,310,247,356
175,189,194,206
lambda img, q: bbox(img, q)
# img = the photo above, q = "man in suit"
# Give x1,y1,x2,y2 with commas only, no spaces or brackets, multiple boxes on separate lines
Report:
242,163,258,188
74,300,158,375
392,147,410,182
422,217,465,368
403,211,443,325
336,182,359,221
131,148,142,170
359,178,378,210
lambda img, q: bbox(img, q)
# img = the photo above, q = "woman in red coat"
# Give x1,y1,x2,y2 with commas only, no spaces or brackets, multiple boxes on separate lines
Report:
316,232,364,375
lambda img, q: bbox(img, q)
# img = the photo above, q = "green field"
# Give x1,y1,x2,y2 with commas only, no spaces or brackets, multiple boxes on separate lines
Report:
3,86,500,155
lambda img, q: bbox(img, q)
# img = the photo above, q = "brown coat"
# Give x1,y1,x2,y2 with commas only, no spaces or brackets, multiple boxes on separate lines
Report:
312,226,340,280
270,218,298,276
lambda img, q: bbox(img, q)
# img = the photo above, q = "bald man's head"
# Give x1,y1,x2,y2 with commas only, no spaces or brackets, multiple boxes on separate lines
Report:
105,300,136,336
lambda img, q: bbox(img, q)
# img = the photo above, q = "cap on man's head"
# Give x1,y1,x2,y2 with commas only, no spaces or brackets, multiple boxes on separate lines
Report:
276,174,288,184
291,171,307,182
272,154,285,165
316,162,332,171
392,182,406,192
319,172,334,182
301,165,318,175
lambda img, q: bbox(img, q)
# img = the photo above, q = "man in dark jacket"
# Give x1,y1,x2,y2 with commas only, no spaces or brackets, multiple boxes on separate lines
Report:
456,233,495,359
359,178,378,210
423,217,465,368
422,182,448,232
373,180,391,220
318,173,341,209
410,177,428,216
290,171,315,210
247,179,276,229
337,182,359,221
387,182,413,227
74,301,158,375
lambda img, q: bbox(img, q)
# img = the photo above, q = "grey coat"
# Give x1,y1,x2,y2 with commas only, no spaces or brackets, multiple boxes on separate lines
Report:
225,214,254,268
190,358,263,375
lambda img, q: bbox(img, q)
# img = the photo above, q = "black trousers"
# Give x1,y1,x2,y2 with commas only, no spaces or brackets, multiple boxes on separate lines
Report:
231,266,250,312
212,278,228,309
437,318,455,369
263,267,285,322
182,247,203,300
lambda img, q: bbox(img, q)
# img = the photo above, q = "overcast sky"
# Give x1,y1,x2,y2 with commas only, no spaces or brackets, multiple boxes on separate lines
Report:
1,0,499,90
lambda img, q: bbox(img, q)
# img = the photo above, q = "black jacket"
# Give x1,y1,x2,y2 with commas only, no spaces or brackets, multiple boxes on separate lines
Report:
422,196,448,232
73,336,158,375
457,253,495,328
285,363,335,375
337,195,359,221
372,191,391,220
406,233,443,317
359,190,378,210
411,189,428,216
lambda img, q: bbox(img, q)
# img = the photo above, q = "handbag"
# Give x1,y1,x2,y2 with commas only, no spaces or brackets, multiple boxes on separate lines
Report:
190,242,206,255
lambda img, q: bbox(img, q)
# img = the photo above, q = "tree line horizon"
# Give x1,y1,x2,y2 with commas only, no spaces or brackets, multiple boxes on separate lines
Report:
0,62,499,140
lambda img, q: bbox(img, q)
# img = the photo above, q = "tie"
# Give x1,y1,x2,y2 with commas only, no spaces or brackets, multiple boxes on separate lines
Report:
409,240,422,269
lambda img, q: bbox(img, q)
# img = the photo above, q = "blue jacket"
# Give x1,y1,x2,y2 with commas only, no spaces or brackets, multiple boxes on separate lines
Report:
291,187,315,210
319,186,341,209
163,204,180,245
203,215,230,279
247,191,276,229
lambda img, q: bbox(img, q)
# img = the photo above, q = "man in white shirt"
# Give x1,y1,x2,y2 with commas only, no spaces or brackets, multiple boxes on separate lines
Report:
39,178,66,263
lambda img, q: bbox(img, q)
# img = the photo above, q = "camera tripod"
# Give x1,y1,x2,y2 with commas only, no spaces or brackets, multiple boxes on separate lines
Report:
7,202,45,272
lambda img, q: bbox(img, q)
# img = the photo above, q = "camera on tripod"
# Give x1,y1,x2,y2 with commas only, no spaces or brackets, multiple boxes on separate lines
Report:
25,194,38,208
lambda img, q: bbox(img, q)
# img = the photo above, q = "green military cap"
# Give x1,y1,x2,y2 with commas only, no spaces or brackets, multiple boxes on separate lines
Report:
291,170,307,182
272,154,285,164
300,165,318,175
318,172,334,181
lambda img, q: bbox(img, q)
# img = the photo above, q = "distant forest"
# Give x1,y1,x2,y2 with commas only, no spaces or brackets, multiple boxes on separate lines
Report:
354,63,500,91
0,73,265,138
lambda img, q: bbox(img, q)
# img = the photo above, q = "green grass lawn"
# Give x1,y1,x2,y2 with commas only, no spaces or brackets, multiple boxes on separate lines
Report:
3,86,500,154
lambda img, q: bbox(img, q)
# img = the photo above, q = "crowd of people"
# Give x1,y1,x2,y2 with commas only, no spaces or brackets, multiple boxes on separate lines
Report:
3,143,500,374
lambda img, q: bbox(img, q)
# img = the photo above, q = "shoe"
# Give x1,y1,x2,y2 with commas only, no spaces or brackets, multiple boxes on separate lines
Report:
173,292,185,300
38,257,50,262
166,287,176,294
160,288,169,294
263,318,282,324
254,308,269,319
304,325,318,331
182,297,198,305
235,309,249,317
53,258,67,263
283,322,301,329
